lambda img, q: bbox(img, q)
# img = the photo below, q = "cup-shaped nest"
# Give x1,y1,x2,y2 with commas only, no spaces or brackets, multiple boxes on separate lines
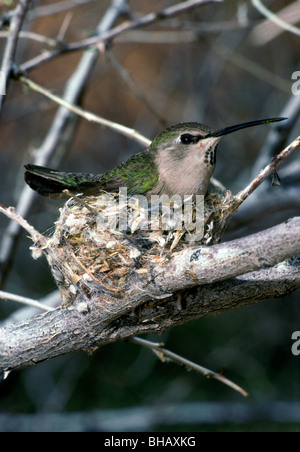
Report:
31,182,232,305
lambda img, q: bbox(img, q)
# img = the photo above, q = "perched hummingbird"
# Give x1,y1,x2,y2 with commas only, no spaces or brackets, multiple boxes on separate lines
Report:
25,117,286,199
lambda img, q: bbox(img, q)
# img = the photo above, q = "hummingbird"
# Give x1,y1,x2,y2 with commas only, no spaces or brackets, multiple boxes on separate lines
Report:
25,117,286,200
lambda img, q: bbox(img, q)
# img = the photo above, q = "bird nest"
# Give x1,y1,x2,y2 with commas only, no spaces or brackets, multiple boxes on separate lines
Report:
32,183,235,305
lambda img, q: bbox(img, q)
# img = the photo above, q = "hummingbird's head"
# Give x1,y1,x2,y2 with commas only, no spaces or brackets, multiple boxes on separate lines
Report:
149,117,286,197
151,121,218,162
150,122,223,196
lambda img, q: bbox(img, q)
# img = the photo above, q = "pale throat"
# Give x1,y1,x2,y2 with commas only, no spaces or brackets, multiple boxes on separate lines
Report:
155,143,217,196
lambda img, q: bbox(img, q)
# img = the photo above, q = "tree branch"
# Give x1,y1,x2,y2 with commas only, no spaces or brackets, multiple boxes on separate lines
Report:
251,0,300,37
150,218,300,294
1,218,299,374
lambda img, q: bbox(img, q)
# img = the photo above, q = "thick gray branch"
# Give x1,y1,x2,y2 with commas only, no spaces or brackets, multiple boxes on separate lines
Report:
149,217,300,294
0,218,299,373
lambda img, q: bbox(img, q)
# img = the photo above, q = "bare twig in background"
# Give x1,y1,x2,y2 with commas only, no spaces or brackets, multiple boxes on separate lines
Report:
60,0,224,53
0,202,46,286
228,186,300,234
1,290,61,327
0,0,30,113
20,0,221,72
251,0,300,39
250,0,300,45
0,30,58,47
27,0,104,21
116,21,251,43
56,12,74,43
19,75,151,147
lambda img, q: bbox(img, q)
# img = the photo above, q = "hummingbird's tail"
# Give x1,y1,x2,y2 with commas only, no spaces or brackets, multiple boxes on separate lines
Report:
24,164,99,199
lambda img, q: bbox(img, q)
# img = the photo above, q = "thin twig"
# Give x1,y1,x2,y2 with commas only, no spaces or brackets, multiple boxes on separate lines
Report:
251,0,300,37
0,0,30,113
1,290,61,327
67,0,222,52
116,22,251,43
129,337,248,397
0,290,54,312
19,75,151,147
250,0,300,45
235,135,300,206
57,12,74,42
0,31,58,47
28,0,101,20
108,51,167,128
0,204,46,246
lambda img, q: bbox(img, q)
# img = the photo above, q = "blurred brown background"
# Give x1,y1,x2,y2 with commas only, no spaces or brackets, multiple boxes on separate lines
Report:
0,0,299,431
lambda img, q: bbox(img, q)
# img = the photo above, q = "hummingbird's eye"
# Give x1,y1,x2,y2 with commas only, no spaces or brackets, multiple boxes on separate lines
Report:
180,133,196,145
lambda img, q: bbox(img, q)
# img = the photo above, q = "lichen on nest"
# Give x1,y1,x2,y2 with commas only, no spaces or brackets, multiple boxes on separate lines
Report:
31,182,234,305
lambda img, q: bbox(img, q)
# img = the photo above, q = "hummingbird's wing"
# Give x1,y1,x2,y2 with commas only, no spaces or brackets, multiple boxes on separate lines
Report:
24,150,158,199
24,164,104,199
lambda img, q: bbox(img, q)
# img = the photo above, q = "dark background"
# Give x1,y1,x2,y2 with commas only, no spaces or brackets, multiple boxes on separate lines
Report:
0,0,299,431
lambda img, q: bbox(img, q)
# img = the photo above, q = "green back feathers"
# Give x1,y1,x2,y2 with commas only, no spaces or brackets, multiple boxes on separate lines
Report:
100,149,159,195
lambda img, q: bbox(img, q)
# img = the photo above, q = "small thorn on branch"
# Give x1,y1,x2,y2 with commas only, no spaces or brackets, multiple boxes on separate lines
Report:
128,336,249,397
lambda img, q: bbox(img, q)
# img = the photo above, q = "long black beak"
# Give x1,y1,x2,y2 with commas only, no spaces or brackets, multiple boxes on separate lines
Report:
208,117,287,138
